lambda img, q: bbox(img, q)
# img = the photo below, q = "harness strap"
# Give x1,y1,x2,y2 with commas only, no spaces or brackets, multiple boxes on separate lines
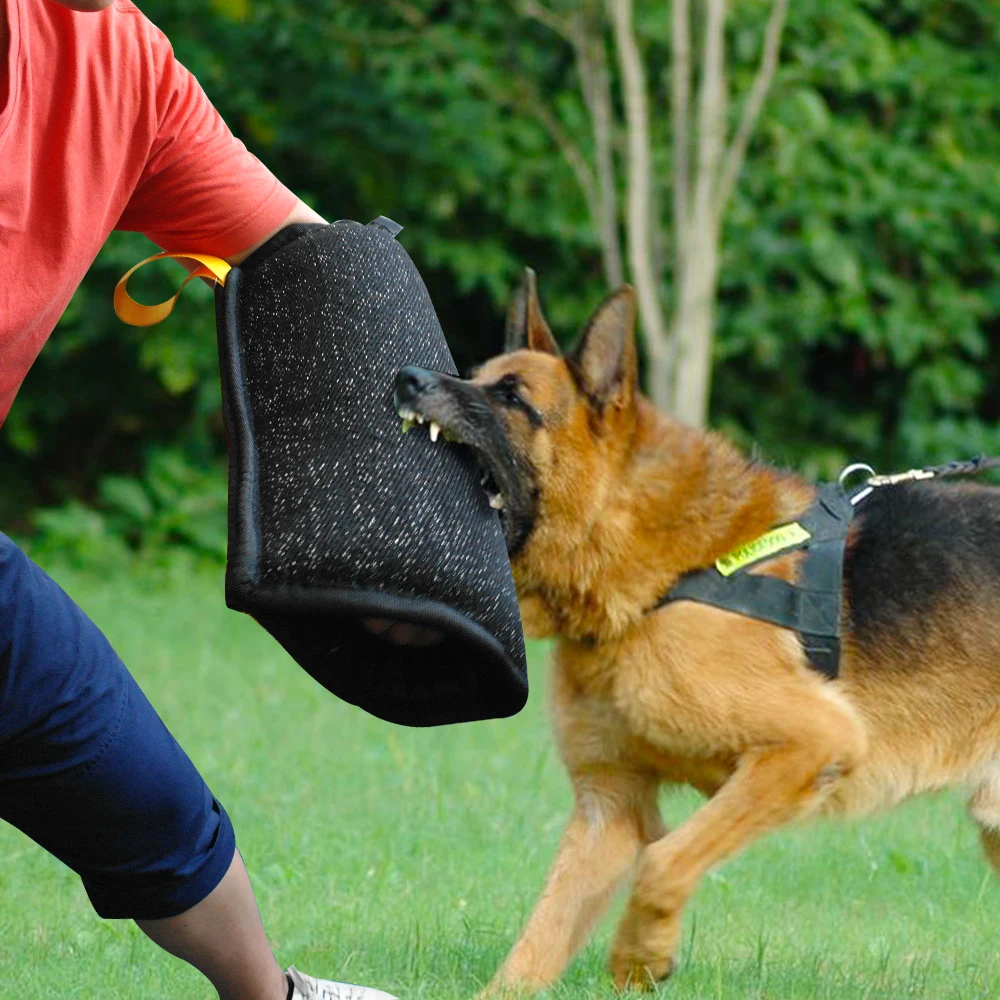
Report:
654,483,855,680
664,572,799,629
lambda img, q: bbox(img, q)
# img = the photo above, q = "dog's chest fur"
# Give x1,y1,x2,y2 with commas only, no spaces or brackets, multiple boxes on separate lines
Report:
550,627,743,794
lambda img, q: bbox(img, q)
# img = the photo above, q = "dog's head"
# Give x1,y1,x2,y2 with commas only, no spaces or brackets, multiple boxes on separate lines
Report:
394,269,639,559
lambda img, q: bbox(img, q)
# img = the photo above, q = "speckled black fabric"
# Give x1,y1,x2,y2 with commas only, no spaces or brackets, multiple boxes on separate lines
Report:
215,220,527,726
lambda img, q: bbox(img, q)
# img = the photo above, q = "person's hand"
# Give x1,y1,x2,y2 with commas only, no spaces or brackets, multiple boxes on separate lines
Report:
360,618,444,646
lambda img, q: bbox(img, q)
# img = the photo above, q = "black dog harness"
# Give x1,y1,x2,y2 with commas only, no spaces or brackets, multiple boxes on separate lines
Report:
654,483,855,680
653,455,1000,681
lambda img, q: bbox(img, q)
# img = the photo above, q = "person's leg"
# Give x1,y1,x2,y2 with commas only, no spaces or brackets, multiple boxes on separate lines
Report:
137,850,288,1000
0,533,284,1000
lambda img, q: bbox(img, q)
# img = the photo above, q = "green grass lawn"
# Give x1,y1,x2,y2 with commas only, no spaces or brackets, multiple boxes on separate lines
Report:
2,562,999,999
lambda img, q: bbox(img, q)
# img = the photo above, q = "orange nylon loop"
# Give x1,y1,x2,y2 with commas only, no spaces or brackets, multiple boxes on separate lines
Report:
114,252,232,327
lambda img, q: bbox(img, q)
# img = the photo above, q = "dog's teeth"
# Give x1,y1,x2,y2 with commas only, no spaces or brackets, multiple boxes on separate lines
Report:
430,421,441,443
415,414,425,424
401,417,414,434
489,493,505,510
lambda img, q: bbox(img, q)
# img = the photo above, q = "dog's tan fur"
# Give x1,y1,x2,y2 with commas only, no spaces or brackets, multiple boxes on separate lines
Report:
441,280,1000,995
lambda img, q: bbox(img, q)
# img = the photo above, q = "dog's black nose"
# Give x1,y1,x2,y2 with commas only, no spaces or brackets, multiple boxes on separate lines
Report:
395,365,438,405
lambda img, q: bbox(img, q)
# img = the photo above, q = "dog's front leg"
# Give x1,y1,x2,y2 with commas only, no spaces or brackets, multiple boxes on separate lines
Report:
609,716,866,990
482,771,663,998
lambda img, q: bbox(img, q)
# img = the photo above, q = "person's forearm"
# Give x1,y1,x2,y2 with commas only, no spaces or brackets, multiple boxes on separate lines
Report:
224,200,326,265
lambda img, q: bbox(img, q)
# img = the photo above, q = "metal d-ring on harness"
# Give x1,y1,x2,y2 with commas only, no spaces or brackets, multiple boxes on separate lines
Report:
652,454,1000,681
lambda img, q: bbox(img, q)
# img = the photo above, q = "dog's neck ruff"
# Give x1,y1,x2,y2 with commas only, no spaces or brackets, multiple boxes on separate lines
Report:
652,482,856,680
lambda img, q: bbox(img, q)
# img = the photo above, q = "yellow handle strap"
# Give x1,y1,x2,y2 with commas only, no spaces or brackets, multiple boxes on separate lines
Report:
114,252,232,327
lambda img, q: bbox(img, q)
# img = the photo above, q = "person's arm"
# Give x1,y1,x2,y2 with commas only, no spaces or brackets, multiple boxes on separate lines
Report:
168,200,328,280
223,200,327,266
116,16,318,263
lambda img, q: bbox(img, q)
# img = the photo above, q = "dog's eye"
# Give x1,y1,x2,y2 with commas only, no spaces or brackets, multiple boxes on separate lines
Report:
489,374,544,428
492,374,526,405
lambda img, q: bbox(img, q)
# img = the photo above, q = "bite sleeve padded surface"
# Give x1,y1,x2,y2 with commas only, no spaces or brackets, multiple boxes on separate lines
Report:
215,220,528,726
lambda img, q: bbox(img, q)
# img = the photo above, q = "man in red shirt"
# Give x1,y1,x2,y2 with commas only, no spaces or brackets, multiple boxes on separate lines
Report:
0,1,401,997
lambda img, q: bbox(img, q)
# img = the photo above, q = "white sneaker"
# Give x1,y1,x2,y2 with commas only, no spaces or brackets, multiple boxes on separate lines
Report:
286,964,399,1000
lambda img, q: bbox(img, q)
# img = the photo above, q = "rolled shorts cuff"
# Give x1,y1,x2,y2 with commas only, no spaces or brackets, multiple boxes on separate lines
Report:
84,798,237,921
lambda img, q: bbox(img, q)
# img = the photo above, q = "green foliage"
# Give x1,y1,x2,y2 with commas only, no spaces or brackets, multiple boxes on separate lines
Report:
26,450,227,570
4,0,1000,551
715,0,1000,477
27,502,132,572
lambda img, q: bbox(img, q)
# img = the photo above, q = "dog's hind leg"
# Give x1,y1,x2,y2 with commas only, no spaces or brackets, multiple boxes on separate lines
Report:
482,770,663,997
969,767,1000,872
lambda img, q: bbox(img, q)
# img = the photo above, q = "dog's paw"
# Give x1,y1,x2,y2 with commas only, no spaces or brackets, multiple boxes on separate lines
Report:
609,904,679,991
609,949,675,992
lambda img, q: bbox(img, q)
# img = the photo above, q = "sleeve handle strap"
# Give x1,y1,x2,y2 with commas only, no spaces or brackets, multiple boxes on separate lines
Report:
114,252,232,328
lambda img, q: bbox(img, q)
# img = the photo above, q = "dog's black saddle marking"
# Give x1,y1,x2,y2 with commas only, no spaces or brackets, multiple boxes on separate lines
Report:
653,483,856,680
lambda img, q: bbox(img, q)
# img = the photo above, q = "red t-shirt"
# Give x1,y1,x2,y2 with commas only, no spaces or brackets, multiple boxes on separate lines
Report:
0,0,298,426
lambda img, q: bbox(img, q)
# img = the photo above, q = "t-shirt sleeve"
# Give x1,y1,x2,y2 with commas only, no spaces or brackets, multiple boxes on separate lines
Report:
115,20,297,258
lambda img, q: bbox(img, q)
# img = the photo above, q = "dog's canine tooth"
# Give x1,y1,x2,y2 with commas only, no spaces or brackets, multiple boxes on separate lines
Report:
489,493,505,510
401,417,414,433
430,421,441,443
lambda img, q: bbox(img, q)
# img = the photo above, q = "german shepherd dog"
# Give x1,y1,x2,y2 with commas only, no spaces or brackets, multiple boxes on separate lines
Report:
393,272,1000,994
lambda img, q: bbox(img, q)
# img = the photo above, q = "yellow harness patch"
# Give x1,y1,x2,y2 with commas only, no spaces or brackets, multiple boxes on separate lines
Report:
715,522,812,577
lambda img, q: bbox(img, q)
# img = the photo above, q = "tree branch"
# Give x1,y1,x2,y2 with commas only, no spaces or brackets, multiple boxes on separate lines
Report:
571,5,624,287
606,0,673,393
693,0,727,233
671,0,691,283
386,0,427,28
523,0,624,288
715,0,790,214
525,90,601,214
521,0,571,39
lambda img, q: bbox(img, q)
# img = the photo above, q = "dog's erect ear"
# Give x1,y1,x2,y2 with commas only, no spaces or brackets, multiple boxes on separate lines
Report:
569,286,638,409
504,267,560,355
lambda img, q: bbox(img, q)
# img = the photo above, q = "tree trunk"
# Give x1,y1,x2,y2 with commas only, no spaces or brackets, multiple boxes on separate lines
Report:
671,0,789,426
520,0,790,423
671,0,726,426
671,220,721,425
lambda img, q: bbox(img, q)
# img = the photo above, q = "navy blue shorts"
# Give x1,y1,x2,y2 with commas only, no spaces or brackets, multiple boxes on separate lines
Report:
0,532,236,920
